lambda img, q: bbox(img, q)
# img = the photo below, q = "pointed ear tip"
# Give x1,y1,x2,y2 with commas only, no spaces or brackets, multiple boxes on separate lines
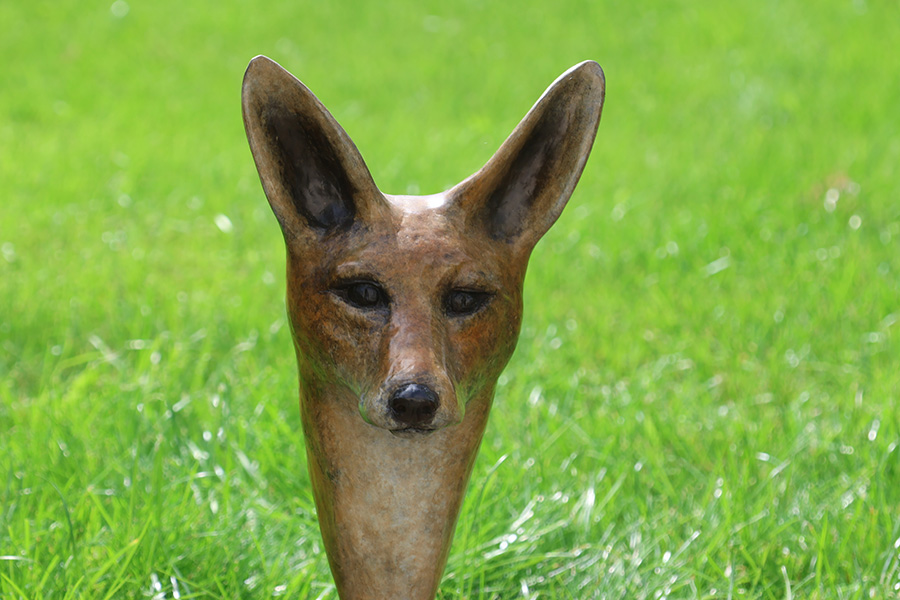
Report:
571,60,606,86
242,56,298,105
243,55,286,84
248,54,276,68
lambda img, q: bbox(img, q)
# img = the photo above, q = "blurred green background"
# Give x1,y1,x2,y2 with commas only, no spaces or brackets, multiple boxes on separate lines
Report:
2,0,899,598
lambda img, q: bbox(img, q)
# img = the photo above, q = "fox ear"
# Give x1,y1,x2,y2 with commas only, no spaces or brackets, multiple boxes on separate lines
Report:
451,61,605,253
242,56,383,238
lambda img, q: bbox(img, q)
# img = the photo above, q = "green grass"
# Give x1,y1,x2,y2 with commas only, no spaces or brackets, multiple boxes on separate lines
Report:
2,0,899,597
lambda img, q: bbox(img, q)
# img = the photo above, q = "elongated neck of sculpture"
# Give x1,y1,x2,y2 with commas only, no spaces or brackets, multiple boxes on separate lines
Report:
298,380,494,600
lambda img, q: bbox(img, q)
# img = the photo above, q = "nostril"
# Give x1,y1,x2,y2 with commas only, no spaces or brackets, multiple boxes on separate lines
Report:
389,383,439,427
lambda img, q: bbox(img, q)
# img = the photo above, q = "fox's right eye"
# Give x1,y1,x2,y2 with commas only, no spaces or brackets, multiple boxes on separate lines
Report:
333,281,389,311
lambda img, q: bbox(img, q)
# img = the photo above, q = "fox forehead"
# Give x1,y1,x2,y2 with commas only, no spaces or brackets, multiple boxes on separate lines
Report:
312,202,512,289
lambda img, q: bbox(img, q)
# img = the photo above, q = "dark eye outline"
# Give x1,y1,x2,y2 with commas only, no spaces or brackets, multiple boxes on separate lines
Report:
445,289,493,317
332,279,390,311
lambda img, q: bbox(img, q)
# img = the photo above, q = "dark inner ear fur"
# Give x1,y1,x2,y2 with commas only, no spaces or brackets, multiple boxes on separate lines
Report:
482,102,570,241
262,103,357,231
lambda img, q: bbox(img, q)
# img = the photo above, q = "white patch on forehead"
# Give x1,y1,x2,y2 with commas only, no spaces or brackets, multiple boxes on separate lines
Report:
386,193,448,213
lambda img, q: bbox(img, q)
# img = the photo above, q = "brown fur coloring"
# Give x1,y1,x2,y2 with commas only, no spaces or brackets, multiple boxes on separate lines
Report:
242,56,605,599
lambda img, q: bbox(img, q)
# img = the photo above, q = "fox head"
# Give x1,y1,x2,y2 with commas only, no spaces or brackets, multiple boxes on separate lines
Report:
242,56,604,436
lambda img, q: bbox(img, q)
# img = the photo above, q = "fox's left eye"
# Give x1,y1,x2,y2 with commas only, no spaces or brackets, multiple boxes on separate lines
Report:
333,280,389,311
445,289,491,316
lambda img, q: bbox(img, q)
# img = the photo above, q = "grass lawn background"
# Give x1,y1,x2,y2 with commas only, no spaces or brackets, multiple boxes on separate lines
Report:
2,0,899,597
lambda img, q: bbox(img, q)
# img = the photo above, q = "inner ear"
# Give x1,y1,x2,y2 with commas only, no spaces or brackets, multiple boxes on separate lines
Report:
242,56,384,238
482,102,572,241
448,61,605,252
263,105,356,230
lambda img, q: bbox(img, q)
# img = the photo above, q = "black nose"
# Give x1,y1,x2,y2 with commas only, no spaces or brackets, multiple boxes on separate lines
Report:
389,383,439,427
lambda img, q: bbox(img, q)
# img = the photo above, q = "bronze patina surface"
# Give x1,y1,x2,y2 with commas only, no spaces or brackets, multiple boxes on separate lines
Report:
242,56,604,599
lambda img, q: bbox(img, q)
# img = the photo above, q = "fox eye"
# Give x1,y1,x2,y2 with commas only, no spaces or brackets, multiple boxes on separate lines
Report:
334,281,389,310
445,289,491,317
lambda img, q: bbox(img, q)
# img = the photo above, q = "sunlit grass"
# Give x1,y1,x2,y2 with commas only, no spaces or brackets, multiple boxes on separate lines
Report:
2,0,899,598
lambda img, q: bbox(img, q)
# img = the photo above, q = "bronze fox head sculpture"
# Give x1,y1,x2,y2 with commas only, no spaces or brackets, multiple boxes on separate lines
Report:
242,56,604,599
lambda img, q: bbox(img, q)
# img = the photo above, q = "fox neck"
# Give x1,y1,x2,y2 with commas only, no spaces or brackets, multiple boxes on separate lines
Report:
298,377,495,600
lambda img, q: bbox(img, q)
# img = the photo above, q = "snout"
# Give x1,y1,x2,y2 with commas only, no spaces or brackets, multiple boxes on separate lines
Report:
358,376,463,434
389,383,439,428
